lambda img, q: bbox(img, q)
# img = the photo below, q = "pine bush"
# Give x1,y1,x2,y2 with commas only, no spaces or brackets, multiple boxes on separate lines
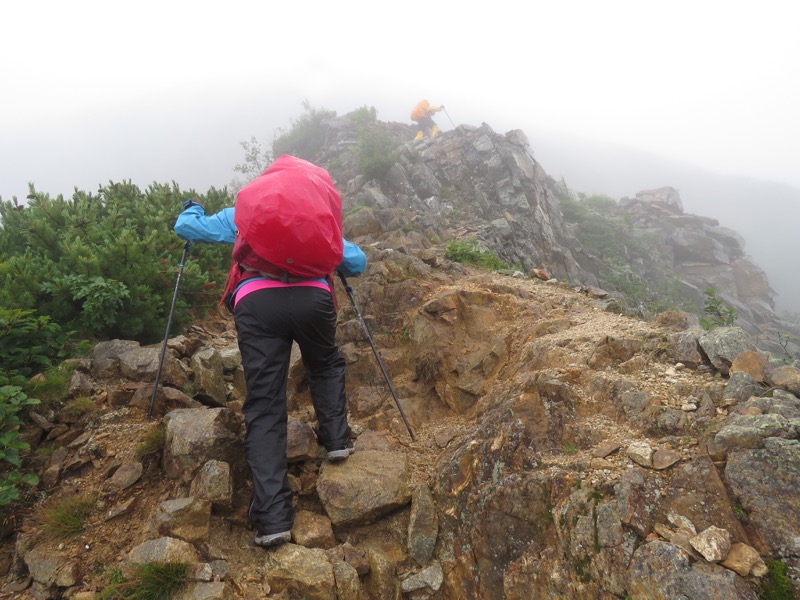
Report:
0,182,233,343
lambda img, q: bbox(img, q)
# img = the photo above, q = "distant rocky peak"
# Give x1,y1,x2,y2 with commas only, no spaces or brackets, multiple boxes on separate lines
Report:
315,112,796,352
624,186,685,214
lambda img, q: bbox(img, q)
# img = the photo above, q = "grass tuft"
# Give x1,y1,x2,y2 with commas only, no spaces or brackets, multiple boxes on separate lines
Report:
62,396,96,418
135,426,166,461
98,561,188,600
38,495,95,538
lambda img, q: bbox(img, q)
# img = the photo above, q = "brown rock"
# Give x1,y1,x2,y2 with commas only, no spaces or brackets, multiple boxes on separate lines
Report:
107,461,143,490
530,268,552,281
592,441,622,458
652,448,681,470
293,510,336,549
730,351,768,382
767,365,800,395
721,542,763,577
690,526,732,563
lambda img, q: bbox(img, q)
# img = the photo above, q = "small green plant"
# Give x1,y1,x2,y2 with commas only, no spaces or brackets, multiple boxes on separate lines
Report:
0,385,41,506
231,135,273,192
34,443,57,458
563,443,579,455
757,559,794,600
732,500,749,524
98,561,188,600
700,288,736,330
135,426,166,461
445,238,509,271
0,470,40,508
343,204,368,218
180,381,197,399
574,554,593,583
777,332,798,364
38,495,95,538
97,565,126,599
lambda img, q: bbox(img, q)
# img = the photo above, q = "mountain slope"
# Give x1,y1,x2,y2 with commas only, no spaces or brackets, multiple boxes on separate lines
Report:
2,113,798,599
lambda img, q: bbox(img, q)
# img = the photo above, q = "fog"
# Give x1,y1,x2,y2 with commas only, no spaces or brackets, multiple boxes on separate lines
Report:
529,129,800,315
2,0,798,311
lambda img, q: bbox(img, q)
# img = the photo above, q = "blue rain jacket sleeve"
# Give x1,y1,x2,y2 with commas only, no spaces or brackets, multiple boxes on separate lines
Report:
174,205,236,243
339,239,367,277
174,205,367,276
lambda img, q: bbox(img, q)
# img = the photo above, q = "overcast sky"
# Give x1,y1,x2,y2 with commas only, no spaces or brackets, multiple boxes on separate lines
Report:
2,0,798,201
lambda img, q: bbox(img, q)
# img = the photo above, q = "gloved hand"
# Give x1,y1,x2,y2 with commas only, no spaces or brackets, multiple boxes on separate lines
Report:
182,198,203,210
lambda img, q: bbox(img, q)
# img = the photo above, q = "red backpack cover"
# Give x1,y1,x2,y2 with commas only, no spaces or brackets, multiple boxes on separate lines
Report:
220,155,344,312
234,154,344,277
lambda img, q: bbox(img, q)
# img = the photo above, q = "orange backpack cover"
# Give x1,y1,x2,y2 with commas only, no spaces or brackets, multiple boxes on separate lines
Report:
410,99,430,121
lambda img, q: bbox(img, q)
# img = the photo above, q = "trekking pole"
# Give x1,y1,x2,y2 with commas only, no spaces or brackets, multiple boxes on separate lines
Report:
148,240,192,419
337,272,416,441
442,106,456,129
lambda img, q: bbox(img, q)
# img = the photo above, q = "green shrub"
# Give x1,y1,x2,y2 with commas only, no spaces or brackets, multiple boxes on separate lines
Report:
348,105,376,129
98,561,188,600
700,288,736,330
559,193,641,265
231,135,273,193
0,182,232,344
777,332,798,364
44,274,130,331
272,100,335,161
602,268,693,319
445,239,509,271
556,190,695,316
0,385,41,506
350,106,400,182
0,308,73,382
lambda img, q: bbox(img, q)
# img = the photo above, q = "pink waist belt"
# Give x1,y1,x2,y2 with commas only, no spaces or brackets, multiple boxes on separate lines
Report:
234,278,331,309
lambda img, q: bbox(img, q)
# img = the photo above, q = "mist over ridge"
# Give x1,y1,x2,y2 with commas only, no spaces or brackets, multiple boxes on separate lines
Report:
525,127,800,315
2,95,796,317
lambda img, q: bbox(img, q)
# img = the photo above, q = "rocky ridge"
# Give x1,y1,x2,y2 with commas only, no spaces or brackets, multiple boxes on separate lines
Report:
1,114,799,599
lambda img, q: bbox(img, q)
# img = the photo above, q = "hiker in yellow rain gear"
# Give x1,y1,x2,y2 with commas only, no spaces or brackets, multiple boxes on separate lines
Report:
411,99,444,141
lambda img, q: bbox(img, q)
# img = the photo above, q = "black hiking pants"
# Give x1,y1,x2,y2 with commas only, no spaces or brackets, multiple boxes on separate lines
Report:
234,285,351,535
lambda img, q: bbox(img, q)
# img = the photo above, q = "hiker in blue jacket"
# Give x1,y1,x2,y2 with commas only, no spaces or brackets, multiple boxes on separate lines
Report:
175,188,367,549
